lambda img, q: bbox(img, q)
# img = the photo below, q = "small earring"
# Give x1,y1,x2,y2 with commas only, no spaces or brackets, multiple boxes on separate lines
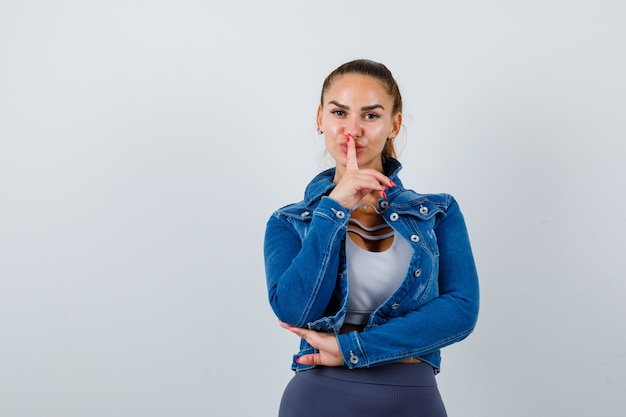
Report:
388,137,395,142
317,127,324,134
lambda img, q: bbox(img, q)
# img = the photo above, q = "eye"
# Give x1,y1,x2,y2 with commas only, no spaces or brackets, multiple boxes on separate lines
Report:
331,109,346,117
363,113,380,120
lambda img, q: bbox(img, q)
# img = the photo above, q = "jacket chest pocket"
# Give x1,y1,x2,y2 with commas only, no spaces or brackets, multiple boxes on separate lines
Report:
386,199,442,256
401,217,439,257
409,252,438,304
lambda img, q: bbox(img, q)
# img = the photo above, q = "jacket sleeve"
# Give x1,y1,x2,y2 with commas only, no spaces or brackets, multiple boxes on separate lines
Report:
336,197,480,368
264,197,349,326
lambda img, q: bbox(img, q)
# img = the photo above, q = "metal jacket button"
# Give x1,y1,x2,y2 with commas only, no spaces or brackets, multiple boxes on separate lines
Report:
410,234,420,242
349,351,359,364
414,268,422,278
389,213,399,221
419,206,429,215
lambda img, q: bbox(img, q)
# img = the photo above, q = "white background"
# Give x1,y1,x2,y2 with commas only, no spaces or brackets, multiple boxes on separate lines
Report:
1,1,625,416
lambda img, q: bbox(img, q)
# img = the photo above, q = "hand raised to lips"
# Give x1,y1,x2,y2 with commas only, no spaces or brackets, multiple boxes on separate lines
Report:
328,133,395,209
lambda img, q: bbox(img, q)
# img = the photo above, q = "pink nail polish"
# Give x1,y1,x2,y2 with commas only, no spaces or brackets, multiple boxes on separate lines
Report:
346,133,351,142
389,180,396,187
295,357,302,364
381,191,387,199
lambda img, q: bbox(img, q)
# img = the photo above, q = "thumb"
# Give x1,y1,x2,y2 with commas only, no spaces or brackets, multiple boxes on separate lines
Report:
296,353,323,366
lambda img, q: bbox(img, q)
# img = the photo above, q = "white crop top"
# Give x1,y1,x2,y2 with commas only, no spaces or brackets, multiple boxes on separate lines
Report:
344,231,413,325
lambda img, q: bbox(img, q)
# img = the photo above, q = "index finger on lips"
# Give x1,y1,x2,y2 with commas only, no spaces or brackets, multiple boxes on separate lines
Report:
345,133,359,171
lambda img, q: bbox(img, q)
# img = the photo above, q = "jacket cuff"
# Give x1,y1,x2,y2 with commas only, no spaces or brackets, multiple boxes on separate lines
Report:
337,331,367,369
313,196,352,225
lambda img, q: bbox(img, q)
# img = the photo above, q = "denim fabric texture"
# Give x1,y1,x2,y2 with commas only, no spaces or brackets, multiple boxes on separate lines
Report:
264,158,479,373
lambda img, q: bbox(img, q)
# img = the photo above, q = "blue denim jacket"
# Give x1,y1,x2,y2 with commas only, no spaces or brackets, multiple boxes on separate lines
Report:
264,158,479,373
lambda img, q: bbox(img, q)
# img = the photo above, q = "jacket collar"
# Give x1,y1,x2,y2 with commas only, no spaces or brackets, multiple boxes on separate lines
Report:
303,157,404,205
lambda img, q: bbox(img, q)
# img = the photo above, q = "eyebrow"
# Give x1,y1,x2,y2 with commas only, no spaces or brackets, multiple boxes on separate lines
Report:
328,100,385,111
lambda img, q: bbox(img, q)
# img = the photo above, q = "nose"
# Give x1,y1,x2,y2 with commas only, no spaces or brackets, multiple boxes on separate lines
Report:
344,117,363,138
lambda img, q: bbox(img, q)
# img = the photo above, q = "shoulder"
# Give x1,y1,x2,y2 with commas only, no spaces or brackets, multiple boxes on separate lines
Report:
386,159,457,212
269,168,336,220
388,187,466,224
272,199,310,215
393,188,455,210
267,199,319,226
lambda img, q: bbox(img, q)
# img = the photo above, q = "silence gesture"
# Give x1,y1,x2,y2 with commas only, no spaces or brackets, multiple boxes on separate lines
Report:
328,134,395,209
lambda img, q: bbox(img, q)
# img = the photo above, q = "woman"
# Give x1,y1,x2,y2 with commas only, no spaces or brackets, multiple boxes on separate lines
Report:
264,59,479,417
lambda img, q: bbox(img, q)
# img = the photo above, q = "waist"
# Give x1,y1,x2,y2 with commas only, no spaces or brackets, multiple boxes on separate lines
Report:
340,323,365,333
397,357,422,364
340,324,421,364
308,362,436,386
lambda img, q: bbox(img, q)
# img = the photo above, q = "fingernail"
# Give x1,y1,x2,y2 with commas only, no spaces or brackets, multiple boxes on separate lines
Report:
381,191,387,199
389,180,396,187
346,134,351,142
295,357,302,364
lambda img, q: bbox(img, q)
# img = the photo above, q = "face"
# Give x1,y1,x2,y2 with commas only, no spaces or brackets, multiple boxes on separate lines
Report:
317,73,402,173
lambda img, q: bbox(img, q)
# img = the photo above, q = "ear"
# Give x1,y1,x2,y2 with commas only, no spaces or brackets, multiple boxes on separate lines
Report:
390,112,402,138
316,105,323,131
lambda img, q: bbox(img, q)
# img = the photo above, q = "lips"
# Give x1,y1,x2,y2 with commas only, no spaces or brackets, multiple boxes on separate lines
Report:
339,141,365,153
